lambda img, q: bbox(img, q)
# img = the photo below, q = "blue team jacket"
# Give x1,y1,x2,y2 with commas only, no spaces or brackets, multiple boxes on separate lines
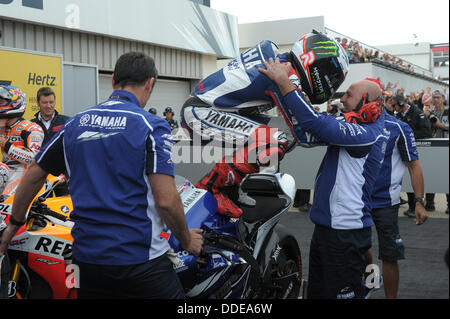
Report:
283,90,388,229
36,90,174,265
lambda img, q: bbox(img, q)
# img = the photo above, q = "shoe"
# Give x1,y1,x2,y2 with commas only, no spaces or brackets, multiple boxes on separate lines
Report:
364,275,383,299
194,157,257,219
404,209,415,218
292,193,301,208
298,202,312,213
425,202,435,211
399,198,408,206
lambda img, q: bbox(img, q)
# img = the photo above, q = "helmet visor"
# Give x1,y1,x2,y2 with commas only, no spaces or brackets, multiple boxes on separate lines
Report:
0,87,12,107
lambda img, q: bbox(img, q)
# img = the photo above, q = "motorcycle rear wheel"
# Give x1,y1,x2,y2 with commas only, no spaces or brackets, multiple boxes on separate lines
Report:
260,243,302,299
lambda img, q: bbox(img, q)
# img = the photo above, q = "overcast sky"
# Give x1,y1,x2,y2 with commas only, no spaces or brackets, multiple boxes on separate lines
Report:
210,0,449,46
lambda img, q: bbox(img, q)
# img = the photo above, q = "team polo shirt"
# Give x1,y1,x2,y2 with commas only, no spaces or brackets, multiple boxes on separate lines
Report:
35,90,174,265
371,114,419,209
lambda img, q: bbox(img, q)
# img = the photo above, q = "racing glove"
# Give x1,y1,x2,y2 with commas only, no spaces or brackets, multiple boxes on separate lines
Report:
344,92,384,124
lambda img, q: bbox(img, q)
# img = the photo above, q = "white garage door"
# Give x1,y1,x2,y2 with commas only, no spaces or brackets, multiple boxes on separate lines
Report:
99,75,191,123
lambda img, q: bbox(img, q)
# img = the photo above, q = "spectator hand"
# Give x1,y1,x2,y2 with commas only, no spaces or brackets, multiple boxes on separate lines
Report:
423,105,431,117
433,117,445,128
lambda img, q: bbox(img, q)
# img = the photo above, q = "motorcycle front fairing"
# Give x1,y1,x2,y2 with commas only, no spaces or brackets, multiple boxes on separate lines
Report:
167,178,247,297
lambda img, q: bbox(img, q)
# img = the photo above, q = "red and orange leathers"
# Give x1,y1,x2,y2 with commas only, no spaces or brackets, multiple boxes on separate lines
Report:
1,118,44,195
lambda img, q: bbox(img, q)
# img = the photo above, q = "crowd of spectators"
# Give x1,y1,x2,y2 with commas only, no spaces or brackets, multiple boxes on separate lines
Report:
335,37,416,73
325,78,449,216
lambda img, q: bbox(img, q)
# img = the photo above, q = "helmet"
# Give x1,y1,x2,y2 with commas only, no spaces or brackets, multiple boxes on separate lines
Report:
164,107,174,116
0,85,26,119
290,30,349,104
149,107,157,115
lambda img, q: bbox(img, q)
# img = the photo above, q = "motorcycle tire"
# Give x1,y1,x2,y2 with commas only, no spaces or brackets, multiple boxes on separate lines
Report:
259,238,302,299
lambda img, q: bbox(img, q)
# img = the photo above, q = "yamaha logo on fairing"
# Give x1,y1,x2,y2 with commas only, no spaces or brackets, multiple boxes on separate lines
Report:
183,190,203,209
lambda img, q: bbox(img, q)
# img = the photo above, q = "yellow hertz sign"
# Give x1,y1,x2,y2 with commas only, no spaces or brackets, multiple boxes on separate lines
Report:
0,48,62,121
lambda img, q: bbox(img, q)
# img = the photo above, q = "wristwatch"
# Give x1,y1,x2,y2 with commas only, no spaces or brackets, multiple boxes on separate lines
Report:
414,197,425,206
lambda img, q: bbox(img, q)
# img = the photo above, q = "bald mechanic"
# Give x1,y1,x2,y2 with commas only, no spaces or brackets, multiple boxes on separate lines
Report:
259,58,387,299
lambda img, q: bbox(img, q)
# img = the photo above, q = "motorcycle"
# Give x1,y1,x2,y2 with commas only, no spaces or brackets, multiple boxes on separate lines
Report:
171,172,302,298
2,172,302,299
1,175,75,299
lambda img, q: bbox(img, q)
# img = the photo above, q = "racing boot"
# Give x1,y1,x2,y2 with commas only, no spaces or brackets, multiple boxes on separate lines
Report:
195,125,288,218
195,157,258,218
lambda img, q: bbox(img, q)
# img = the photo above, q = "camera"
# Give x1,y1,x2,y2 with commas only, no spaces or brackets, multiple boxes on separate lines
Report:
429,113,438,124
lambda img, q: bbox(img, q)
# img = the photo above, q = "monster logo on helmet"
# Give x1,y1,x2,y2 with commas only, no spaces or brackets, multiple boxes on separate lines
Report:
290,30,349,104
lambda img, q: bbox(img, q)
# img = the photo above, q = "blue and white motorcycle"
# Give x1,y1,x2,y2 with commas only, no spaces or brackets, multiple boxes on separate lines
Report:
167,173,302,299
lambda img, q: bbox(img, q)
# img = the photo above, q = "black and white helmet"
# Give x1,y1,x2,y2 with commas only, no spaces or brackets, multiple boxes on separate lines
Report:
290,30,349,104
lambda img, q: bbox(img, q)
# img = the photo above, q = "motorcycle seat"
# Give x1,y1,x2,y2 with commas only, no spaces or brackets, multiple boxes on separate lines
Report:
241,195,288,224
240,174,285,196
238,173,290,223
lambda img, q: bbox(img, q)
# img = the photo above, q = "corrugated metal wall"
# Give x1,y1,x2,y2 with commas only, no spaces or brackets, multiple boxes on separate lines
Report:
0,18,202,79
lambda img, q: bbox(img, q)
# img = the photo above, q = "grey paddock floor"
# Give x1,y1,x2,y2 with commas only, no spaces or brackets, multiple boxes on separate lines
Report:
283,193,449,299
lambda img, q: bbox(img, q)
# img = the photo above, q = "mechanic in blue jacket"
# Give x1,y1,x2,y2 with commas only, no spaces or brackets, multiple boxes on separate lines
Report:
259,57,387,299
0,52,203,299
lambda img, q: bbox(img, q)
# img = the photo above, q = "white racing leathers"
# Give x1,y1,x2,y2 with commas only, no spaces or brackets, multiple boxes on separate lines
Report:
180,40,320,217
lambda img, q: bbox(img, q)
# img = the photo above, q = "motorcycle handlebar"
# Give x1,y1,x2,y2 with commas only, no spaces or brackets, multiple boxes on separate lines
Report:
30,201,69,223
42,209,69,222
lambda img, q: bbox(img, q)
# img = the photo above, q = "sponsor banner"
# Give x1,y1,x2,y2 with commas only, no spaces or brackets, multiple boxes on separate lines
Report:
0,47,63,121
